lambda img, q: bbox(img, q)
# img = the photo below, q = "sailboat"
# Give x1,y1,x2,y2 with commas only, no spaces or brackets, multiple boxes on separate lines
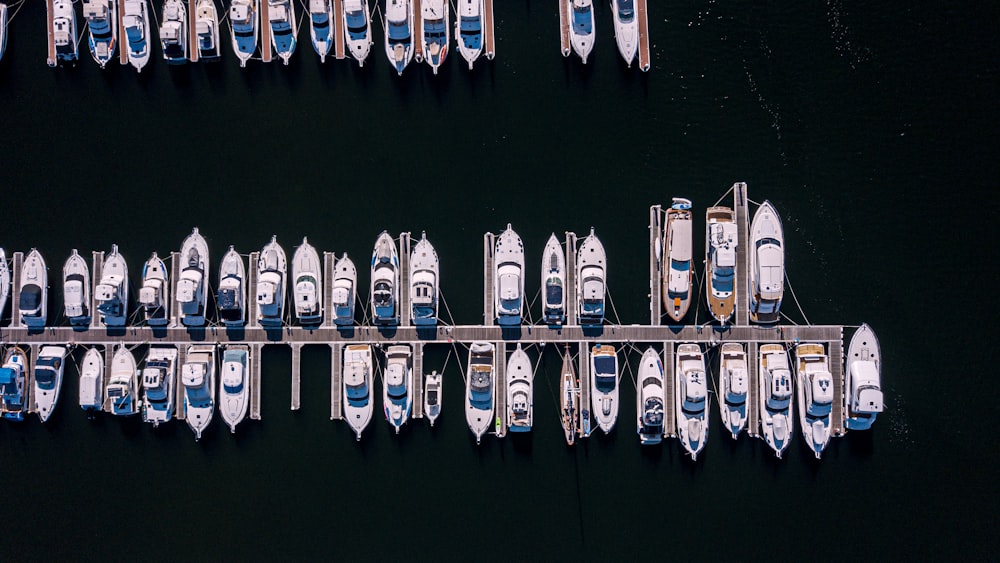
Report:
559,348,578,446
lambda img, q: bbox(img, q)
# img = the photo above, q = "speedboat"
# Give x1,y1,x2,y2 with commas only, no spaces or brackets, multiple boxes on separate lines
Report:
383,0,414,75
139,253,169,326
83,0,118,68
53,0,79,64
268,0,298,65
64,250,92,327
342,344,373,440
0,248,8,322
662,198,693,323
256,236,287,328
454,0,482,69
292,238,323,326
675,343,708,460
494,224,524,326
220,345,250,433
308,0,334,62
706,206,738,324
383,345,413,433
0,4,7,62
590,344,619,433
370,232,399,326
0,346,27,421
845,323,883,431
19,249,48,328
420,0,448,73
636,347,664,445
95,244,128,327
34,345,68,423
610,0,637,66
424,370,442,426
229,0,258,66
569,0,594,64
577,228,607,325
541,234,566,325
795,343,834,458
759,343,794,458
79,347,104,412
343,0,372,66
160,0,188,64
506,345,533,433
465,342,494,444
141,346,177,427
182,344,216,440
410,232,439,326
559,349,578,445
177,228,209,327
749,200,785,323
195,0,221,60
331,254,356,326
217,247,246,327
107,346,139,416
718,343,749,439
123,0,152,71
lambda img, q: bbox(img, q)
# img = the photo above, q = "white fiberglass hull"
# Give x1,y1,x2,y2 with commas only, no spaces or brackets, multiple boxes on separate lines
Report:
140,253,170,326
749,200,785,324
34,345,68,422
178,228,209,327
590,344,619,434
636,347,664,445
383,345,413,432
344,0,373,66
675,343,708,460
220,346,250,433
505,346,533,432
292,237,323,325
183,345,216,440
759,344,793,458
541,234,566,325
494,224,524,326
63,250,91,326
611,0,637,65
410,233,439,326
256,236,287,328
332,254,357,326
577,228,606,325
343,345,374,439
218,247,246,327
79,347,105,412
718,343,749,439
107,346,139,416
423,371,442,426
19,249,48,328
465,342,495,444
142,346,178,427
96,245,128,327
568,0,595,64
383,0,414,75
845,323,883,431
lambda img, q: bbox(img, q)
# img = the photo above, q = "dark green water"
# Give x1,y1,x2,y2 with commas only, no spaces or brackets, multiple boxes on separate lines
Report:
1,1,998,559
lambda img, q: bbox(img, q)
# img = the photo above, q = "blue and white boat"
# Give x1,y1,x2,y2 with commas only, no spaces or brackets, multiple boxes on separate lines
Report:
268,0,297,65
759,343,794,458
217,247,246,327
0,346,28,421
610,0,637,66
795,343,834,458
308,0,334,62
383,345,413,433
577,228,606,325
343,0,372,66
541,234,566,326
53,0,79,65
662,197,693,323
420,0,448,74
95,244,128,327
590,344,619,433
142,346,178,427
123,0,152,71
423,370,442,426
292,238,323,326
465,342,495,444
107,346,139,416
636,347,664,445
383,0,414,75
331,254,356,326
505,345,533,433
256,236,287,328
83,0,118,68
229,0,258,67
845,323,883,431
63,250,92,327
34,345,68,423
749,200,785,324
182,345,216,439
342,344,373,440
410,233,439,327
718,343,749,439
159,0,188,64
568,0,594,64
706,206,738,324
494,224,524,326
177,228,209,327
220,345,250,433
79,347,104,413
139,252,169,326
370,232,399,326
19,249,48,328
455,0,482,69
675,343,708,461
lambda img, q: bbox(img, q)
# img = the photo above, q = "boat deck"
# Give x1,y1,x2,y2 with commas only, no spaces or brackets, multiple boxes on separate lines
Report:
484,0,495,60
636,0,650,71
260,0,273,63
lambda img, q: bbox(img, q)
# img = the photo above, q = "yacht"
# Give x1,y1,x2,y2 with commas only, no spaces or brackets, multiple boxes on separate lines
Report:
141,346,177,427
53,0,79,64
370,232,399,326
0,4,7,62
0,248,8,322
590,344,619,433
577,228,607,325
383,0,414,75
308,0,333,62
705,206,738,324
494,224,524,326
229,0,258,66
675,343,708,460
194,0,221,60
217,247,246,327
256,236,287,328
718,343,749,439
410,232,439,326
559,349,578,446
160,0,188,63
795,343,834,458
342,344,373,440
107,346,139,416
177,228,209,327
331,254,356,326
423,370,442,426
506,345,533,433
455,0,482,69
182,344,216,440
139,253,169,326
63,250,92,327
83,0,118,68
95,245,128,327
420,0,448,73
662,198,693,323
123,0,152,71
568,0,594,64
636,347,664,445
610,0,637,66
268,0,298,65
292,238,323,326
759,343,794,458
0,346,27,421
34,345,68,423
846,323,883,430
79,347,104,412
220,345,250,433
19,249,48,328
343,0,372,66
541,234,566,325
749,200,785,323
465,342,494,444
383,345,413,433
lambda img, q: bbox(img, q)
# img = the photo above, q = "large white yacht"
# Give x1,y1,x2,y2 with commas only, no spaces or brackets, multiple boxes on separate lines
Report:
331,254,356,326
749,201,785,323
662,198,693,323
53,0,79,64
494,224,524,326
370,232,399,326
0,248,8,322
343,0,372,66
410,232,439,326
610,0,637,66
845,323,883,431
718,343,749,439
420,0,448,73
636,347,664,445
506,345,533,433
292,237,323,326
268,0,298,65
160,0,188,64
63,250,91,327
194,0,221,60
759,343,793,458
142,346,178,427
383,345,413,433
19,249,47,328
229,0,258,66
34,345,68,423
706,206,738,324
177,228,209,327
95,245,128,327
577,228,607,325
218,247,246,327
383,0,414,75
220,345,250,433
107,346,139,416
465,341,495,444
568,0,595,64
83,0,118,68
342,344,374,440
139,253,169,326
79,347,104,413
795,343,834,458
182,344,216,440
675,343,709,460
308,0,334,62
423,370,442,426
256,236,287,328
590,344,619,433
0,346,27,421
541,234,566,325
123,0,152,72
455,0,483,69
559,349,578,446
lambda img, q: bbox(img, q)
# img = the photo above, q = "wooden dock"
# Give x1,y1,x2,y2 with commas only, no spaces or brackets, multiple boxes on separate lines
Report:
26,344,38,414
9,252,22,328
323,252,336,327
119,0,130,65
565,232,577,326
249,343,262,420
577,344,591,436
260,0,273,63
168,251,181,327
399,233,411,326
662,344,675,437
746,341,759,437
829,333,845,436
413,0,424,62
494,342,506,437
290,343,302,410
189,0,200,62
558,0,570,57
484,0,495,60
101,345,114,412
483,233,495,324
333,0,346,60
649,205,662,325
636,0,650,72
329,343,342,419
174,344,188,420
734,182,750,327
412,343,424,418
247,251,260,329
45,0,57,67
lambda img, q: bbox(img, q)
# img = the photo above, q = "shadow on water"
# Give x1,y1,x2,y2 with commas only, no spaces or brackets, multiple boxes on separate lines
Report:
415,326,438,341
640,441,665,464
510,431,533,457
337,325,356,339
185,326,207,342
846,431,875,458
376,325,398,338
104,326,126,338
263,327,284,342
150,325,168,339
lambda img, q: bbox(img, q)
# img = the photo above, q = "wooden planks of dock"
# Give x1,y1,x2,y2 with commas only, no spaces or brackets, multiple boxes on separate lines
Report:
175,344,188,420
746,342,759,437
290,343,302,410
413,0,424,62
565,232,577,326
494,342,506,437
829,334,846,436
249,343,262,420
649,205,662,325
260,0,273,63
412,343,424,418
247,252,260,328
577,344,590,437
329,343,342,419
662,344,676,437
189,0,200,62
333,0,346,59
9,252,23,328
399,233,411,327
46,0,56,67
734,182,750,327
558,0,570,57
636,0,650,71
483,233,495,324
119,0,130,65
484,0,496,60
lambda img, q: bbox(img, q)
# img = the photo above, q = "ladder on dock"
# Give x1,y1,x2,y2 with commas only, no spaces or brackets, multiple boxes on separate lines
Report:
188,0,200,62
578,344,591,437
399,233,411,326
636,0,651,71
483,233,495,324
734,182,750,327
484,0,496,60
260,0,273,63
329,343,343,419
412,343,424,418
558,0,570,57
649,205,662,325
333,0,346,60
494,342,506,437
291,343,302,410
662,343,676,437
565,232,577,326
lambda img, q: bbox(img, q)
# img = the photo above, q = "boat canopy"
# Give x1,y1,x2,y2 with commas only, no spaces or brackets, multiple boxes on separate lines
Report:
728,367,748,395
257,280,277,305
217,287,239,310
139,281,162,307
669,220,693,261
65,277,86,315
295,278,318,313
182,362,207,387
19,285,42,311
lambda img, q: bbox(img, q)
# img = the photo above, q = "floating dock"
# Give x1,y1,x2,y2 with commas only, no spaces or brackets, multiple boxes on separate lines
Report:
45,0,56,67
413,0,424,62
558,0,571,57
118,0,130,65
188,0,200,62
637,0,650,72
333,0,346,60
484,0,496,60
260,0,273,63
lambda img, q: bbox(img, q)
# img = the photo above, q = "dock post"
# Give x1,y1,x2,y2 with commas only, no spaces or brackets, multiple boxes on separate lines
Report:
26,344,38,414
290,343,302,411
102,344,115,413
494,342,506,437
399,233,411,326
175,344,187,420
578,343,591,437
649,205,662,325
249,344,262,420
9,252,22,328
483,232,495,324
565,233,577,326
169,251,180,327
829,332,846,436
484,0,496,60
330,344,342,420
637,0,651,71
323,252,336,328
663,343,676,437
558,0,571,57
333,0,346,59
747,341,758,437
412,343,424,418
247,252,260,329
733,182,750,327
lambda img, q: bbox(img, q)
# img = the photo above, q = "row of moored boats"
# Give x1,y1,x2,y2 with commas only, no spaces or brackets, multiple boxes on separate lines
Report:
563,0,647,69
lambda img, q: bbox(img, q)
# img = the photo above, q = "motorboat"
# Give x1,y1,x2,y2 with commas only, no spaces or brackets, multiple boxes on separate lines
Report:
182,344,216,440
95,244,128,327
268,0,298,65
195,0,221,60
454,0,482,69
675,343,708,460
331,254,356,326
383,345,413,433
123,0,152,71
229,0,258,66
423,370,442,426
308,0,334,62
220,345,250,433
63,250,92,327
256,236,287,328
541,234,566,325
706,206,738,324
139,252,169,326
292,237,323,326
79,347,104,412
662,198,693,323
420,0,448,73
19,249,47,328
795,343,834,458
0,346,27,421
83,0,118,68
718,343,749,439
845,323,883,431
494,224,524,326
141,346,177,427
759,343,793,458
410,232,439,326
465,342,494,444
342,344,373,440
568,0,594,64
370,232,399,326
577,228,607,325
34,345,68,423
590,344,619,433
383,0,414,75
53,0,79,64
217,247,246,327
636,347,664,445
107,346,139,416
610,0,637,66
506,345,533,433
749,200,785,323
177,228,209,327
343,0,372,66
559,349,578,445
0,4,7,62
160,0,188,64
0,248,8,322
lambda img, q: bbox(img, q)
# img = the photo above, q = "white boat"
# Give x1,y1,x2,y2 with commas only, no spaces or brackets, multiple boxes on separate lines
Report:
0,248,8,322
343,0,372,65
79,347,104,412
139,252,169,326
292,238,323,326
559,349,578,446
706,206,738,324
142,346,177,427
795,343,834,458
0,346,27,421
217,247,246,327
577,228,607,325
454,0,482,69
749,200,785,323
177,228,209,327
182,344,216,440
568,0,594,64
420,0,448,73
331,254,356,326
83,0,118,68
194,0,221,60
95,244,128,327
759,343,794,458
718,343,749,439
160,0,188,64
383,344,413,433
229,0,258,66
19,249,48,328
308,0,334,62
541,234,566,325
675,343,708,460
53,0,79,64
123,0,152,71
34,345,68,423
636,347,664,445
107,346,139,416
423,370,442,426
256,236,287,328
590,344,618,433
63,250,92,327
342,344,373,440
410,232,439,326
0,4,7,63
220,345,250,433
268,0,298,65
383,0,414,75
465,342,494,444
845,323,883,431
494,224,524,326
370,232,399,326
610,0,637,66
662,198,693,323
506,345,533,433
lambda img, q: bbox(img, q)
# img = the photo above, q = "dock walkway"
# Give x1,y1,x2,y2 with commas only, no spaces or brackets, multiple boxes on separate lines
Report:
484,0,496,60
260,0,273,63
636,0,650,71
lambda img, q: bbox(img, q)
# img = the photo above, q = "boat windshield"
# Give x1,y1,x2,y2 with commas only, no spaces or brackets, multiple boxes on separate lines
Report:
388,20,410,42
346,382,369,407
545,284,563,305
671,258,690,272
19,286,41,310
682,396,705,415
387,383,407,401
713,266,735,292
224,381,245,395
